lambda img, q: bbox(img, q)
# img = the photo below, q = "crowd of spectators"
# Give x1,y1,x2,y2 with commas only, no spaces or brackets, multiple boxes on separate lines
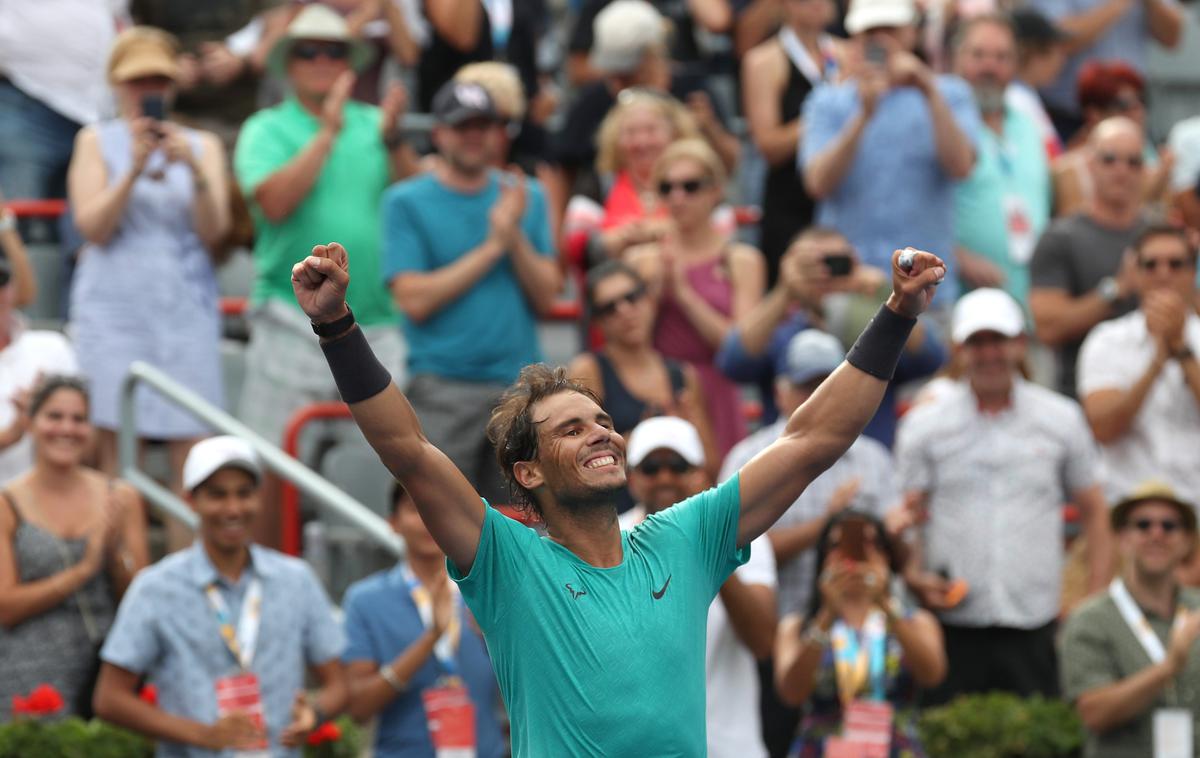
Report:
2,0,1200,755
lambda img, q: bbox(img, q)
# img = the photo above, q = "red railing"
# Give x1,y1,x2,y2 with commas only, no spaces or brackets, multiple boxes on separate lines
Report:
4,199,68,218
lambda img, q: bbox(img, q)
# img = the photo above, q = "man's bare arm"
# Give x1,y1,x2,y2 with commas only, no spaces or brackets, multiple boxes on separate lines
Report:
736,250,945,545
294,244,485,572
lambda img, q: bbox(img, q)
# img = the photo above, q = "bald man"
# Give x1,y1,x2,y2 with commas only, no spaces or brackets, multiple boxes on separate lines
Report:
1030,117,1152,397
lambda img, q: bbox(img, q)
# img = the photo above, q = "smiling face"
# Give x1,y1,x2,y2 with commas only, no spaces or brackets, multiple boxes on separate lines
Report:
189,467,260,557
1120,501,1195,580
617,103,675,181
628,448,702,514
517,391,627,512
433,118,502,176
29,387,91,469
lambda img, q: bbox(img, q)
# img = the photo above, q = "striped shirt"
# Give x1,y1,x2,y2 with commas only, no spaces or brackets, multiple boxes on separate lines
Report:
896,379,1100,628
719,421,898,616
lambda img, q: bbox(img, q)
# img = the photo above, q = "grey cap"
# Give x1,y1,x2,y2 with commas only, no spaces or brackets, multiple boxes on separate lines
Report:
778,329,845,385
588,0,667,74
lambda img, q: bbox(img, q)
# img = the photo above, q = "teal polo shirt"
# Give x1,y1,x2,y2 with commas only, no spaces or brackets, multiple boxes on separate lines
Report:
954,106,1051,309
450,475,749,757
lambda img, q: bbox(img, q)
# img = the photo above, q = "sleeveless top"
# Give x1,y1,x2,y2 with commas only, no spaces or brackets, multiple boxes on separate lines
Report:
652,250,748,456
761,57,817,285
595,352,686,437
0,493,115,721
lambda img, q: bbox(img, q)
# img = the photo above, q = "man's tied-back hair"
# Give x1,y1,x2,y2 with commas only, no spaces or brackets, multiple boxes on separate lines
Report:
486,364,601,518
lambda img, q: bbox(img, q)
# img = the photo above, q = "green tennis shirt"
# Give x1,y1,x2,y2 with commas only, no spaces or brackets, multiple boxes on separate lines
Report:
234,97,395,326
450,474,748,757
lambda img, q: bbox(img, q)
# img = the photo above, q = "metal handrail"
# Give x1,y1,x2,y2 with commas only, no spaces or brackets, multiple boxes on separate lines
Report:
118,360,404,557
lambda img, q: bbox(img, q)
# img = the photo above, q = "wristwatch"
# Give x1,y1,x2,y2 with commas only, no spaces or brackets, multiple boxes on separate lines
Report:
311,305,355,338
1174,345,1195,363
1097,276,1121,305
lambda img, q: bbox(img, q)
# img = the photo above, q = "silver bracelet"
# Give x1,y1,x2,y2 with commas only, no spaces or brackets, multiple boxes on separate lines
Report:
378,663,406,693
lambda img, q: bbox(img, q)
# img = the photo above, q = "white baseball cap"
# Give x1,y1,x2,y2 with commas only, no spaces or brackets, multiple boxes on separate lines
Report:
589,0,668,75
625,416,705,469
951,287,1025,344
183,436,262,492
844,0,917,35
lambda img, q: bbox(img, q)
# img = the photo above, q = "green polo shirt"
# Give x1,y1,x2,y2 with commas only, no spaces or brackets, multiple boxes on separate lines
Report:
234,97,395,326
1061,586,1200,758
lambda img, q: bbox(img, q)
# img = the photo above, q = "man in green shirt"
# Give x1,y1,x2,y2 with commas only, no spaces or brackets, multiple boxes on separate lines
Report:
232,5,417,478
291,241,946,756
1061,482,1200,758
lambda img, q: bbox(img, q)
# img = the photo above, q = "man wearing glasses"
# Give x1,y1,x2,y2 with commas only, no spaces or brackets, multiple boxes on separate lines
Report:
233,4,417,544
1030,116,1151,398
1061,482,1200,758
1078,225,1200,564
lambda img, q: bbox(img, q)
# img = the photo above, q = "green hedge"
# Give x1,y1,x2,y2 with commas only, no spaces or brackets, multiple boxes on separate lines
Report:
0,716,363,758
919,692,1084,758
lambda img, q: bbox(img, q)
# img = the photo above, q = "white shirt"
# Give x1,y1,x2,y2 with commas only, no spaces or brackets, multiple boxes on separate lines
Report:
0,0,127,124
620,506,775,758
1167,116,1200,193
0,322,80,483
1077,310,1200,507
897,378,1099,628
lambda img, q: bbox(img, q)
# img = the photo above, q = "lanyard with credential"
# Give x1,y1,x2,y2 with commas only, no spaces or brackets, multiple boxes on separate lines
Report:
404,567,463,676
205,577,264,671
1109,578,1182,665
831,609,888,706
779,28,837,87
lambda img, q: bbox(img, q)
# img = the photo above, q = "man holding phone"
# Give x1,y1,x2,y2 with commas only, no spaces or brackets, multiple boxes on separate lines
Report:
802,0,980,306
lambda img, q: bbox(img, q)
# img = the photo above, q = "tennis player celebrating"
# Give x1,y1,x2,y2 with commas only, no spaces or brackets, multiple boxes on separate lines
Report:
292,241,943,756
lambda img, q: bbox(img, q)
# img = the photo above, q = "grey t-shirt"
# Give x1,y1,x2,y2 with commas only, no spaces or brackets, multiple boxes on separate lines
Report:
1029,213,1144,397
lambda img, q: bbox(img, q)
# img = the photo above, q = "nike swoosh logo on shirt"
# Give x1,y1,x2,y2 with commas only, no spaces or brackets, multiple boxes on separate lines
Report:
652,575,672,600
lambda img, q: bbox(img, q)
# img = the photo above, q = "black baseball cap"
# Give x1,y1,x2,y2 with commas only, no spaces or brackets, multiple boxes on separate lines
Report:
432,81,499,126
1011,8,1066,45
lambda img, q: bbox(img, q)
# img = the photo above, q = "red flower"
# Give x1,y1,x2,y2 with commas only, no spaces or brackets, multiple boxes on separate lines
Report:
23,684,64,715
306,721,342,746
139,684,158,707
11,695,29,716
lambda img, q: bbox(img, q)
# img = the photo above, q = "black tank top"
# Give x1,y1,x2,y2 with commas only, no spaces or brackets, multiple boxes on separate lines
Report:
596,352,686,437
760,57,818,286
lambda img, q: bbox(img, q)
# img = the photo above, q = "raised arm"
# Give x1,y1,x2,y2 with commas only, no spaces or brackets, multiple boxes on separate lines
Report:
736,249,944,546
293,243,485,573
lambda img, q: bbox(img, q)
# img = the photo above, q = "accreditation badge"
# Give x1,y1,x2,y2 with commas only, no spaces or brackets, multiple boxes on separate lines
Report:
421,677,476,758
215,672,270,757
1153,708,1193,758
825,700,893,757
1003,194,1035,266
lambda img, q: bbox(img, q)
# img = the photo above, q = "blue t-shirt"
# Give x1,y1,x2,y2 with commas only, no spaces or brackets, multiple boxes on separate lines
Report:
449,477,749,757
801,76,982,305
381,171,554,383
954,107,1051,309
341,564,505,758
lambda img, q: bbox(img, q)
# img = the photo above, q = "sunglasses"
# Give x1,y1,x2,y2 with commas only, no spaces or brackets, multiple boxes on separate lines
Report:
1139,257,1191,272
657,178,710,197
593,285,646,318
291,42,350,62
1132,518,1182,534
637,457,694,476
1098,151,1144,169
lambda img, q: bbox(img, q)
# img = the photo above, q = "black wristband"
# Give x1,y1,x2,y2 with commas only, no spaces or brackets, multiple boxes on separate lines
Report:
312,305,355,338
845,304,917,381
320,326,392,404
